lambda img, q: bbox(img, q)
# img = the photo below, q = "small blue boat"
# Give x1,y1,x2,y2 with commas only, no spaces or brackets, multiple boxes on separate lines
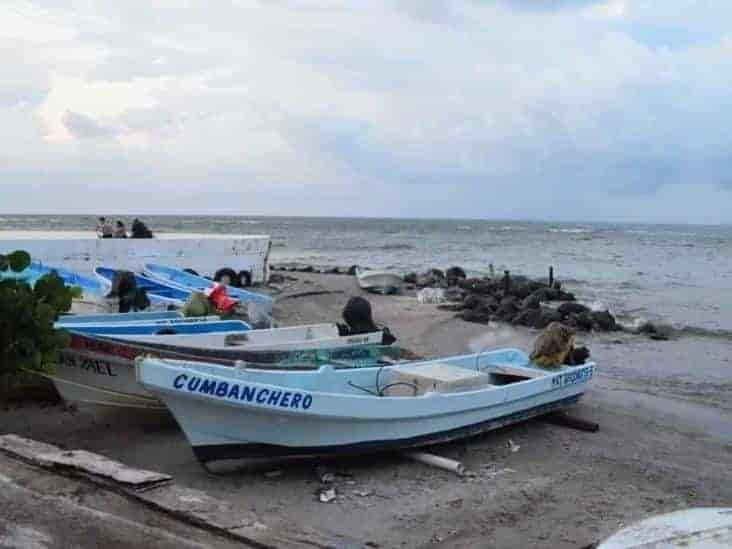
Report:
58,311,183,324
95,267,191,306
144,264,273,308
137,349,595,463
1,261,106,296
68,319,250,336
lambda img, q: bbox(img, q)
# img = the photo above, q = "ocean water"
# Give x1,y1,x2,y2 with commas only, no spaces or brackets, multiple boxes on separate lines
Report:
2,215,731,336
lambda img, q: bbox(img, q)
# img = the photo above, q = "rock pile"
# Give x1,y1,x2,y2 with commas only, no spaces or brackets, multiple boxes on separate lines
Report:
422,268,620,332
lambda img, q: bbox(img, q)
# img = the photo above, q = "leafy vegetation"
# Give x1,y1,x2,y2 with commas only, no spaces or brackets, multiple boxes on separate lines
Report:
0,251,73,377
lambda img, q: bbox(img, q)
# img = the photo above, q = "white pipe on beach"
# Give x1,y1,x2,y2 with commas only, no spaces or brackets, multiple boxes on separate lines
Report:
404,451,466,476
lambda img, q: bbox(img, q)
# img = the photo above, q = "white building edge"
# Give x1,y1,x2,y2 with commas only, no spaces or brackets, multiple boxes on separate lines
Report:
0,231,272,285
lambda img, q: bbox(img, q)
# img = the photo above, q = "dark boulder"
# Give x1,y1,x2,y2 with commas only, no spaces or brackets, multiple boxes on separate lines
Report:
556,290,576,301
459,278,496,295
461,306,493,323
495,297,519,320
540,307,564,325
463,294,483,310
512,308,547,329
508,282,533,300
591,310,617,331
521,293,541,310
300,265,314,273
268,273,285,284
416,268,446,288
557,302,590,317
444,286,466,302
566,311,594,331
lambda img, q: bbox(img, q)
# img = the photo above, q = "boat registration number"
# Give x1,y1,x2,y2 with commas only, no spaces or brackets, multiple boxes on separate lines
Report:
552,365,593,388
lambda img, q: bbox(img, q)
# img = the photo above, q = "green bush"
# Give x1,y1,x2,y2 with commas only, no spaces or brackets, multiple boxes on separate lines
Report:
0,251,73,376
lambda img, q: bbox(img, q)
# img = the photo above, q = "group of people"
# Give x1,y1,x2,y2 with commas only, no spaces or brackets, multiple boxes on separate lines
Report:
96,217,154,239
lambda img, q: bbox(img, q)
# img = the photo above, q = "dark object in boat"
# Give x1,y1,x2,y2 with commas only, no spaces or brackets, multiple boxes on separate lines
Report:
530,322,575,367
342,296,377,334
337,296,397,345
107,270,136,298
566,345,590,365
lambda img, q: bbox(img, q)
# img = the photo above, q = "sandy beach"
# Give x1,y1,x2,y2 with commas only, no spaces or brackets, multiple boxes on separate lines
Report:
2,271,730,548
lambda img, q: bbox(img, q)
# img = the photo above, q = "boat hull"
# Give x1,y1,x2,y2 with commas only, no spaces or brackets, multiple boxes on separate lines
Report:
191,394,582,462
356,269,403,294
137,354,593,462
49,333,406,409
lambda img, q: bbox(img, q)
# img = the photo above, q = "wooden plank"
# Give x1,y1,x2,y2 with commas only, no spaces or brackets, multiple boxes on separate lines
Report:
0,434,359,548
0,434,171,489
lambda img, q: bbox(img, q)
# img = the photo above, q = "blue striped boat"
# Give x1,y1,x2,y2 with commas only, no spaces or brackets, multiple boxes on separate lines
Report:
95,267,191,306
68,319,249,336
58,311,183,324
137,349,595,463
144,264,273,309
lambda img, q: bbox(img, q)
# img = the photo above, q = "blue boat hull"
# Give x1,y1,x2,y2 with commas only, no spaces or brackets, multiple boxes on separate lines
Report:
95,267,192,305
68,320,249,336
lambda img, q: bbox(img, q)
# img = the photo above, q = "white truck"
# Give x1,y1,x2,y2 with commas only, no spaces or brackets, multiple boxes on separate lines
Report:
0,231,272,286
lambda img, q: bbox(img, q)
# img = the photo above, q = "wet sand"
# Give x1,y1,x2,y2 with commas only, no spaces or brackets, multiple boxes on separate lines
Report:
2,272,731,548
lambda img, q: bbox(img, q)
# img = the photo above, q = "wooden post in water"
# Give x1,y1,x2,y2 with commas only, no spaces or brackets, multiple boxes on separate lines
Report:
503,270,511,293
549,266,554,287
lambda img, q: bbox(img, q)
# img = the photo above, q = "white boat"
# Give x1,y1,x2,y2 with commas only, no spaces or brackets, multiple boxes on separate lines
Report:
114,323,385,353
136,349,594,463
598,507,732,548
50,332,409,410
355,267,403,294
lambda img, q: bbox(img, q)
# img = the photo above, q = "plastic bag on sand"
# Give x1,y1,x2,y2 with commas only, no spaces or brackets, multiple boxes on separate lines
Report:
417,287,446,304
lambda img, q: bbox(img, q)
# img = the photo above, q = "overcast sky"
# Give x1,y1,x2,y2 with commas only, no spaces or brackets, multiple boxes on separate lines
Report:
1,1,731,223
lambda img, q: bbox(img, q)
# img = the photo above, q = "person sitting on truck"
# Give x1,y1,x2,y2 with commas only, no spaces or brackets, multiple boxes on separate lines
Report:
97,217,113,238
130,218,153,239
113,220,127,238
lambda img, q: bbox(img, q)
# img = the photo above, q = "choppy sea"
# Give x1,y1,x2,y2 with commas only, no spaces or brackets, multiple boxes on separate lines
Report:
3,215,731,338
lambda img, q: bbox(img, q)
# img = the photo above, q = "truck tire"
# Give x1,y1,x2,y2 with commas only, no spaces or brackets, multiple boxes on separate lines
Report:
214,267,237,286
237,270,252,288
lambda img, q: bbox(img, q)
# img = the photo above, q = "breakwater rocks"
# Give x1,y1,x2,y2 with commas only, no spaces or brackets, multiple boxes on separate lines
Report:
437,270,618,332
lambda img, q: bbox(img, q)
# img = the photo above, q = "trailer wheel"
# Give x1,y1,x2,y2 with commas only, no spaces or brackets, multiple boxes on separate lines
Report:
237,270,252,288
214,267,237,286
183,268,199,276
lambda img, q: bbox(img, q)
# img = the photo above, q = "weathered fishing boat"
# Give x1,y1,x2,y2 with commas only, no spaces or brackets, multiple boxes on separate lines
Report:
58,311,183,324
136,349,594,463
112,323,388,358
95,267,190,306
598,507,732,548
49,332,413,409
355,267,403,295
1,261,106,296
64,319,249,336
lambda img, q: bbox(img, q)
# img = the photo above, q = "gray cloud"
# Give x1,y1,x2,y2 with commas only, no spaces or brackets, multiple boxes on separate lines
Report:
62,111,118,139
0,1,731,222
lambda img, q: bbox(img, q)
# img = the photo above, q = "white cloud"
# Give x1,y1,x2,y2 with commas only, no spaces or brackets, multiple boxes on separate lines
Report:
0,0,731,221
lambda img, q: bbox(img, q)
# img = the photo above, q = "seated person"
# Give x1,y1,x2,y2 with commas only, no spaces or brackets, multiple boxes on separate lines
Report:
113,220,127,238
97,217,113,238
